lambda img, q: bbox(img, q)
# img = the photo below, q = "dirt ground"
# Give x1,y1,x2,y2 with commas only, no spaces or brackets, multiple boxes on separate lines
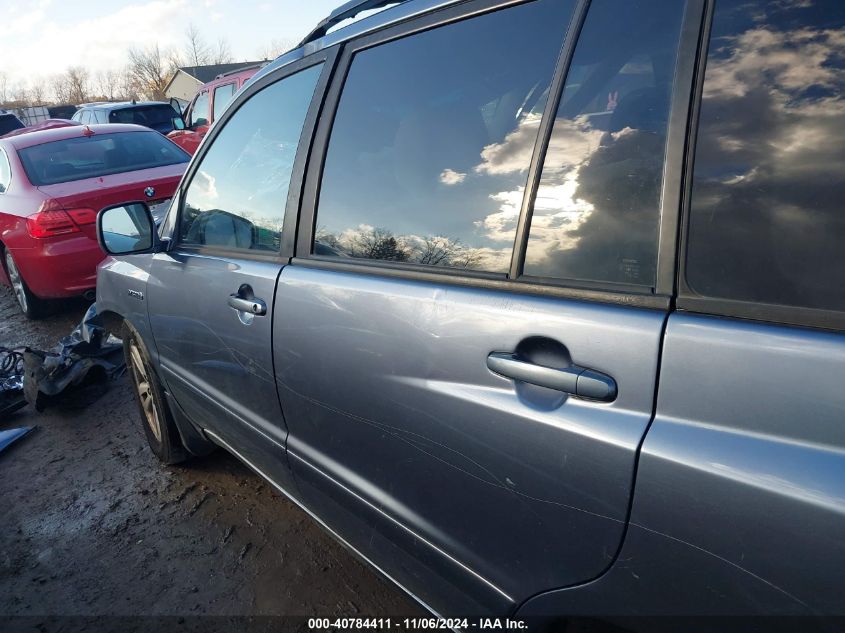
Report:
0,287,421,630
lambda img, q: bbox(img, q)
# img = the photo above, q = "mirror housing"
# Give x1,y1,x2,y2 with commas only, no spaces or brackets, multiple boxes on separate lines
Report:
97,202,158,256
169,97,182,113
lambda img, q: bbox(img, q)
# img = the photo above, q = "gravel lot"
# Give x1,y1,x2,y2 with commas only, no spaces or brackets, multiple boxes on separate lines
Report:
0,287,420,629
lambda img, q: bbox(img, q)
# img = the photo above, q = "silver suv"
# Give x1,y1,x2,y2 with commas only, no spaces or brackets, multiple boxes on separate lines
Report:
94,0,845,628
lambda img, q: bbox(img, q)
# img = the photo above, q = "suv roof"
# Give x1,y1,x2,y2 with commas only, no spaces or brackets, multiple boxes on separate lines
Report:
251,0,459,86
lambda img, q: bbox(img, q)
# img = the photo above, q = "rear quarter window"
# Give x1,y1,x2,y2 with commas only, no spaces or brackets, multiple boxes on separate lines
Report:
686,0,845,314
109,106,178,128
18,131,189,186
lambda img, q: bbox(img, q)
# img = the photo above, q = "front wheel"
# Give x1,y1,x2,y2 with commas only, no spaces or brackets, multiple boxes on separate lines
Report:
123,325,188,465
5,250,47,319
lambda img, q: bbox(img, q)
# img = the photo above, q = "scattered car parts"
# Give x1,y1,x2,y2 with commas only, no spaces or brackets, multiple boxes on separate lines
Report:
23,304,125,412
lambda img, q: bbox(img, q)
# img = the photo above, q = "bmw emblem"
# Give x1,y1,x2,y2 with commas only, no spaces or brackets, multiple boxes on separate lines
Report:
144,186,155,198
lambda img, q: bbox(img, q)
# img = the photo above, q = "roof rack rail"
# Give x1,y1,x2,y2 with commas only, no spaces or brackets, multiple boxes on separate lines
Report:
298,0,408,47
214,62,269,80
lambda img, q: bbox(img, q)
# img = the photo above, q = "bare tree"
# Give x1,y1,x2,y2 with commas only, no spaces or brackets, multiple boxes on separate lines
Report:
0,72,8,105
451,247,484,270
128,44,170,100
184,23,210,67
165,48,183,79
349,227,410,262
315,227,341,249
417,236,459,266
65,67,89,104
256,38,296,60
211,38,233,64
95,69,121,101
29,77,47,105
11,83,30,105
118,65,142,101
50,73,71,104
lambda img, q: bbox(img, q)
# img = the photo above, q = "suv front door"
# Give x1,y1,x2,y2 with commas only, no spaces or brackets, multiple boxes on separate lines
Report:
274,0,700,615
146,55,332,480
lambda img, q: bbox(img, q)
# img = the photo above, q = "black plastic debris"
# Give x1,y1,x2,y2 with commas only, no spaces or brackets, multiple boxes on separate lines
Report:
0,347,26,418
23,303,125,412
0,426,35,453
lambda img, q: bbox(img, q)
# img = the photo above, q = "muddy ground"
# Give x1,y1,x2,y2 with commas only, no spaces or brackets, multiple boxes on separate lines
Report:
0,287,421,630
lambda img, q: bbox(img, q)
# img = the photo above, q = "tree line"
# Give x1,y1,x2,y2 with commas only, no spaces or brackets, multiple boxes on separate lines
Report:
316,226,486,270
0,26,295,108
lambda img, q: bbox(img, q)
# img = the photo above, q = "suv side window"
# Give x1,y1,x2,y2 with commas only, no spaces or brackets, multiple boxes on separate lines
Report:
179,64,322,252
213,83,236,119
686,0,845,313
523,0,687,288
313,0,575,272
191,91,210,127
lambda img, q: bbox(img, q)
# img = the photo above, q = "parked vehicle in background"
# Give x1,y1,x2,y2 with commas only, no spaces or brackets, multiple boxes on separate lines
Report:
95,0,845,629
167,64,263,154
1,119,80,140
72,102,185,135
48,105,78,120
12,106,50,127
0,112,24,137
0,124,189,318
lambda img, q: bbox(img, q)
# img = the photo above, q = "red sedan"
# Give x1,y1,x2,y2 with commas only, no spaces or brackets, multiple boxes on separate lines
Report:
0,124,189,318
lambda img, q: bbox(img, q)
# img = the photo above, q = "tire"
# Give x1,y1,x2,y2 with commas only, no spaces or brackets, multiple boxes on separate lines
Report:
123,324,188,465
4,249,48,319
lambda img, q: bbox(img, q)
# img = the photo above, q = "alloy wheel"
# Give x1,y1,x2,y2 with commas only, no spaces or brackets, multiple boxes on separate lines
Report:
129,342,162,443
5,251,28,314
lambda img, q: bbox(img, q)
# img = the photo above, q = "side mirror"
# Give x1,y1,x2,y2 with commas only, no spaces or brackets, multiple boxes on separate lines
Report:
192,118,208,128
97,202,155,255
172,116,186,131
169,97,182,113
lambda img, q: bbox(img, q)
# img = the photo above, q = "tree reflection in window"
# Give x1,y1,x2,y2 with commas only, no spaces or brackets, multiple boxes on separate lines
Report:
314,0,575,272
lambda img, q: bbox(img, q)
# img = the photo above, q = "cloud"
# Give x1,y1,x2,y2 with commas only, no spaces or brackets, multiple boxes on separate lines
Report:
439,169,466,185
686,7,845,308
474,112,542,176
0,0,51,39
0,0,187,88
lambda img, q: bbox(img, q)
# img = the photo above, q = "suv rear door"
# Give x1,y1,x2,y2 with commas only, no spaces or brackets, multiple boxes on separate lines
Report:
274,0,702,615
628,0,845,616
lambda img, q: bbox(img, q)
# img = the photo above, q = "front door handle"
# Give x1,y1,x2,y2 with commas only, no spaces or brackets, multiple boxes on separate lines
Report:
487,352,617,402
228,294,267,316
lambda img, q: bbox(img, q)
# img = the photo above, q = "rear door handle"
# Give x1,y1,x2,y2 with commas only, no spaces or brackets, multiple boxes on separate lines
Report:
228,294,267,316
487,352,617,402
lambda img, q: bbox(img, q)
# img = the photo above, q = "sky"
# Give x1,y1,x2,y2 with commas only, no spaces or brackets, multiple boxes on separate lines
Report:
0,0,341,90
